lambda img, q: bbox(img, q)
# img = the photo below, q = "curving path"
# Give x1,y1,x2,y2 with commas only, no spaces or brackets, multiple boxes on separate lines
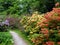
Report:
10,31,27,45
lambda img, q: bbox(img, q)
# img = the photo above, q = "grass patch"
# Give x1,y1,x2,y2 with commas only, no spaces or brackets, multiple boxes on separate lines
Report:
0,32,14,45
13,29,34,45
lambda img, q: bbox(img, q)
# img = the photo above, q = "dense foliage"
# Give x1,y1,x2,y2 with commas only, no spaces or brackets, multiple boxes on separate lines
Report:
0,32,14,45
0,0,59,15
0,0,20,15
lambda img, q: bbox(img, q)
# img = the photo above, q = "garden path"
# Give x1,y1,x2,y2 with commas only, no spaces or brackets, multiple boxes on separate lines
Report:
10,31,27,45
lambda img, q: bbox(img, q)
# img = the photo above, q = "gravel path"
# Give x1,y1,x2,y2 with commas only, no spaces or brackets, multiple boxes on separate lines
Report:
10,31,27,45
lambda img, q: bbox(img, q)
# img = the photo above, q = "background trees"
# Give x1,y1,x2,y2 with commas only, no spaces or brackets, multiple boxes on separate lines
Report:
0,0,60,15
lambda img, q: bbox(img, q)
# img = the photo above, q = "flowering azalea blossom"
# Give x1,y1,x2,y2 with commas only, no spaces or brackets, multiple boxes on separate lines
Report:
55,2,60,7
53,8,60,15
57,42,60,45
41,28,49,34
46,41,55,45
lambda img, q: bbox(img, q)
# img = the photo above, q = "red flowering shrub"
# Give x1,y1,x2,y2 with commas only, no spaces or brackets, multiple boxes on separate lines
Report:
20,8,60,45
37,8,60,45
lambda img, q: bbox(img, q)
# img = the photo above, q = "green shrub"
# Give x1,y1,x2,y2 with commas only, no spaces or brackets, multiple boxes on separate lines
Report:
0,32,14,45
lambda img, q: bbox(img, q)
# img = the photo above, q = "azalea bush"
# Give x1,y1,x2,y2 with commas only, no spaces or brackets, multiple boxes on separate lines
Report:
20,7,60,45
36,8,60,45
20,12,44,33
20,13,45,45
